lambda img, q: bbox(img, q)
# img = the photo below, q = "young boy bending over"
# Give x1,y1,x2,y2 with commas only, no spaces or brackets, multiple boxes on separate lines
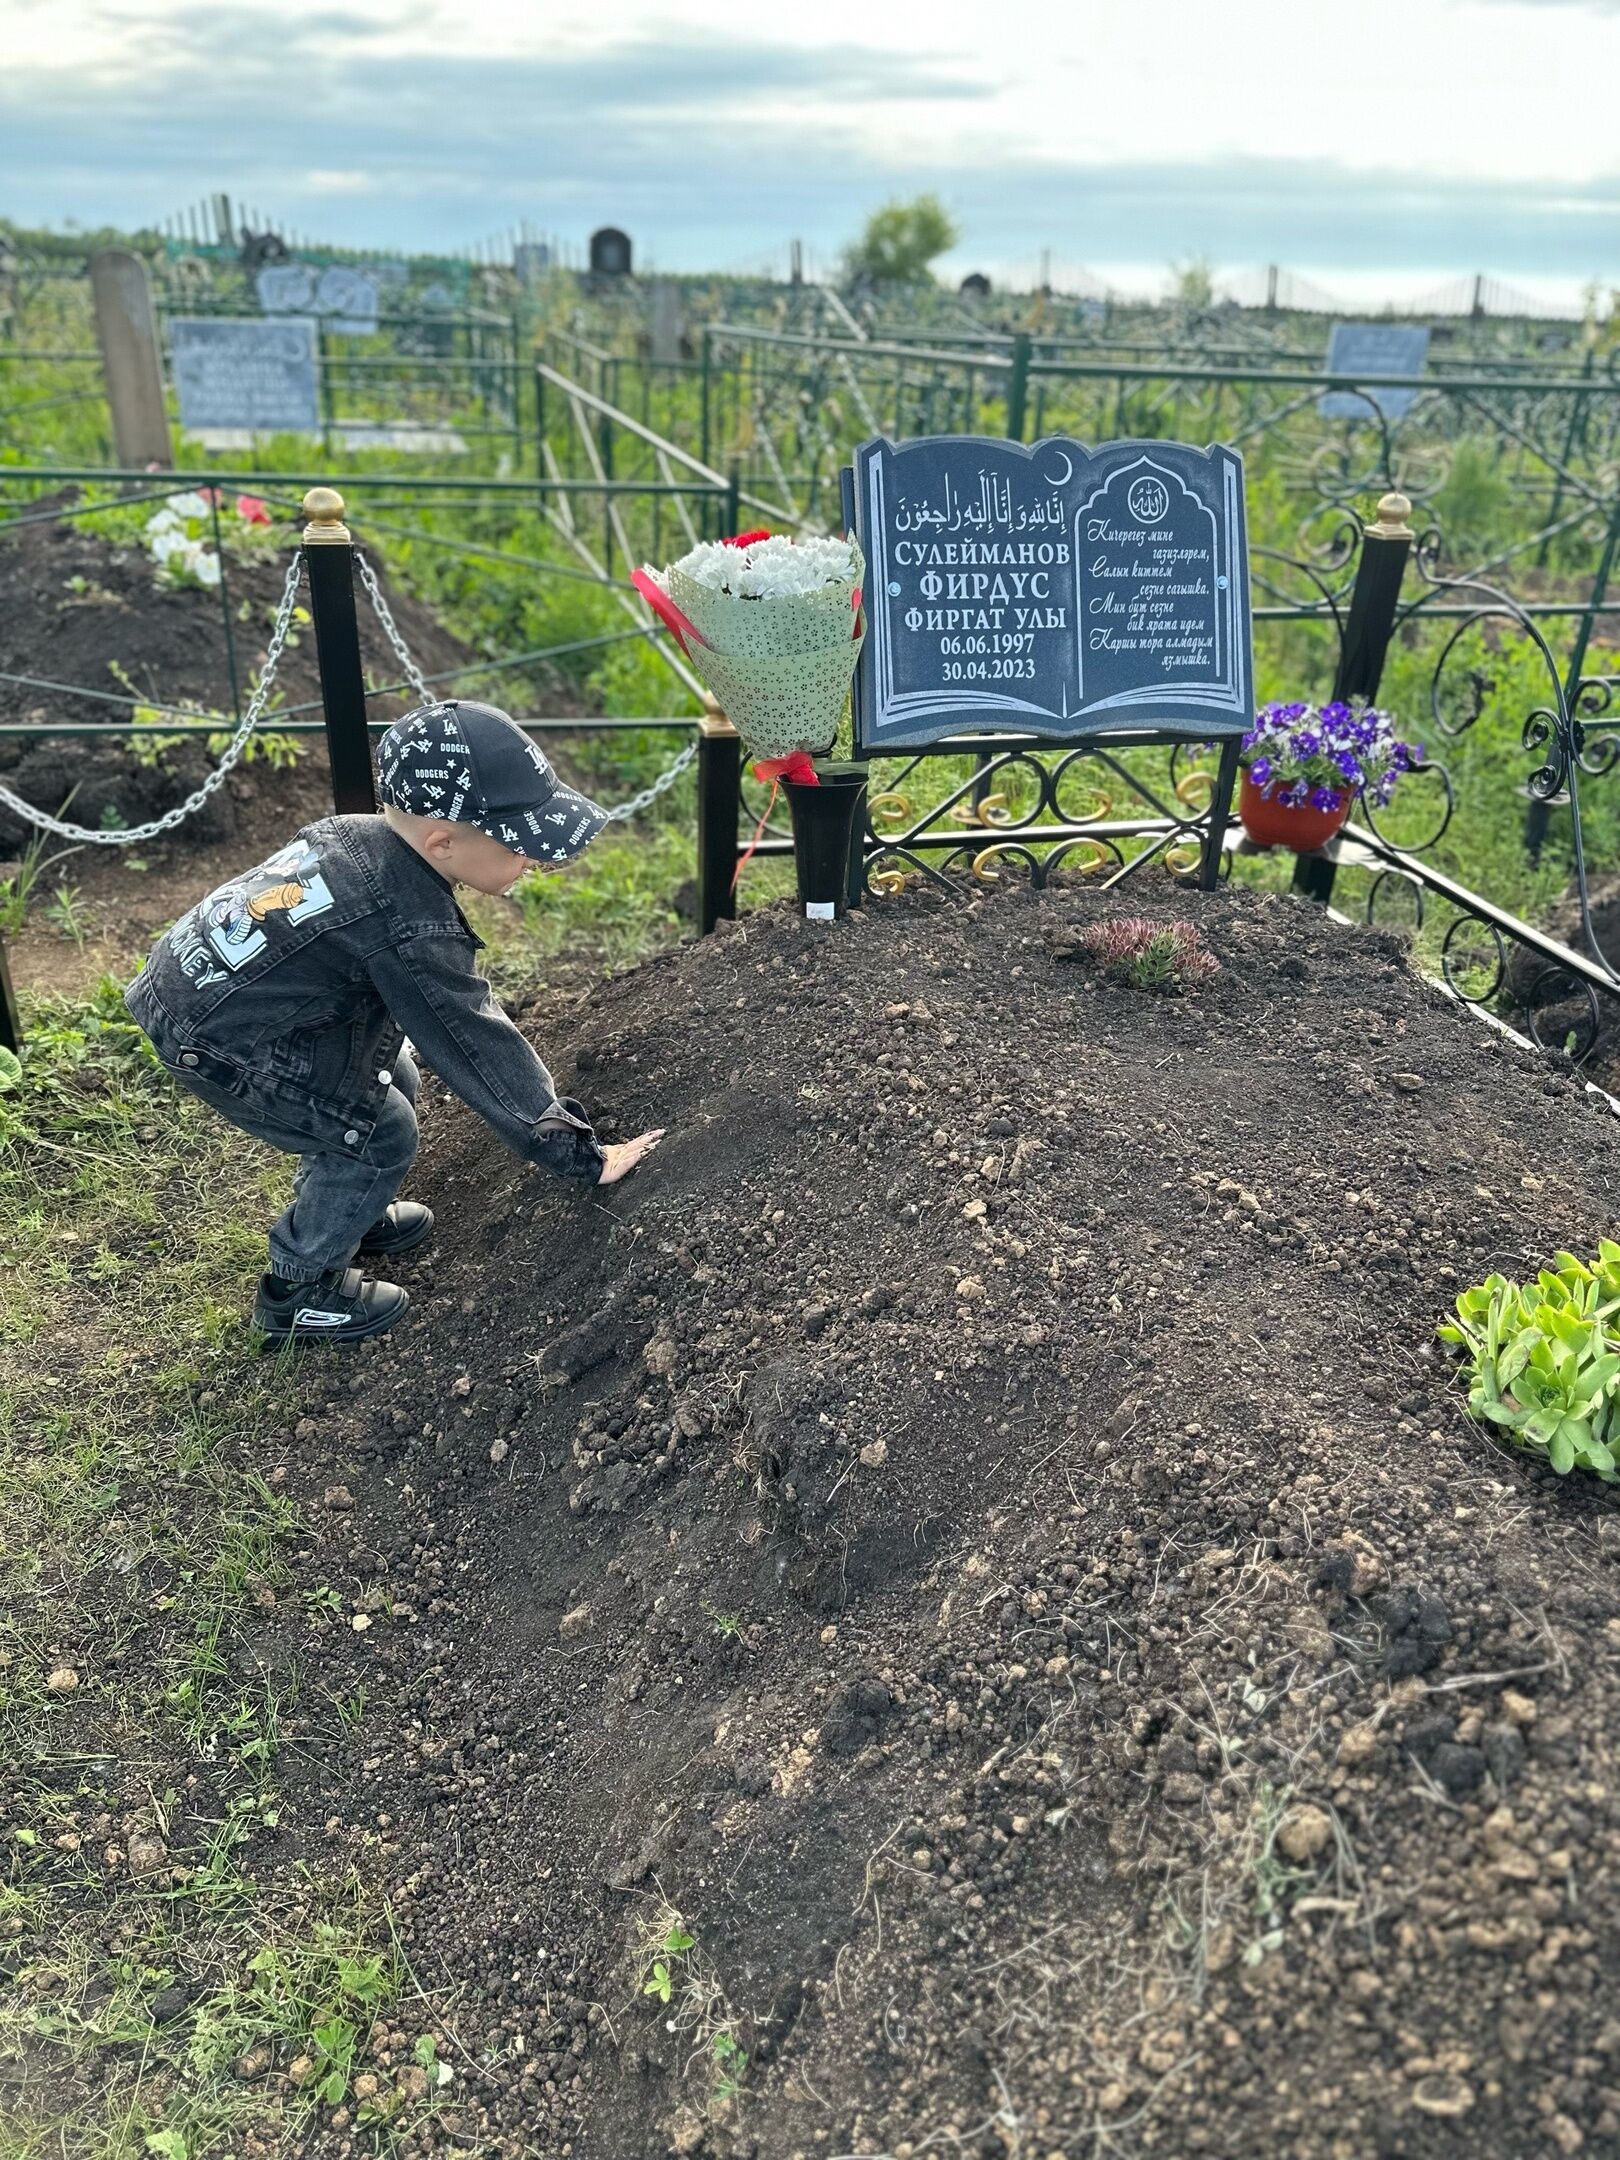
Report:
125,700,663,1346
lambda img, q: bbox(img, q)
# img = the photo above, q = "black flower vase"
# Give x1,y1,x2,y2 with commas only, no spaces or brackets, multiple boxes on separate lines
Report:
781,761,868,920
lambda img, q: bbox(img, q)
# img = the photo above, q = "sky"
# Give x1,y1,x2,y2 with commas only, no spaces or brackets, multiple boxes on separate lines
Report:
4,0,1616,305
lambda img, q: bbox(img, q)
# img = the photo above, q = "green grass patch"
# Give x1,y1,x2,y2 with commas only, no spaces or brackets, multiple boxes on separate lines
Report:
0,985,452,2156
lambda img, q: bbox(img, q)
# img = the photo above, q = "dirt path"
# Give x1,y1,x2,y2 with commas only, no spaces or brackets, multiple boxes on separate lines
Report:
232,881,1620,2157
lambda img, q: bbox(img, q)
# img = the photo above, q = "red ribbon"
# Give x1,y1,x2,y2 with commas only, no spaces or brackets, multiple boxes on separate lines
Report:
721,528,773,549
732,750,819,893
629,567,710,659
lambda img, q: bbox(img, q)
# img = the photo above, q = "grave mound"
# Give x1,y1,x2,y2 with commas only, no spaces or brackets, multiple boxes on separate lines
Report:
271,881,1620,2158
0,496,474,852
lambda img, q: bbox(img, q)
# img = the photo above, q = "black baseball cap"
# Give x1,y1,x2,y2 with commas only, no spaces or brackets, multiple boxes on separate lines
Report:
376,700,609,864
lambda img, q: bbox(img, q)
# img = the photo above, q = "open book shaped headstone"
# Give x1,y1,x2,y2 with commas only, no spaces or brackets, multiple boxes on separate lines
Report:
851,434,1252,754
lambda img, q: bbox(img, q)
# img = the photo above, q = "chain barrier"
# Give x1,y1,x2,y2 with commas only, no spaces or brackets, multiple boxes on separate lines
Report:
355,548,697,822
355,551,431,703
0,542,695,847
0,555,306,847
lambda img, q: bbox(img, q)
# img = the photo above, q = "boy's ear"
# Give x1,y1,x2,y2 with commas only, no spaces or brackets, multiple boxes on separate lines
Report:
420,821,459,860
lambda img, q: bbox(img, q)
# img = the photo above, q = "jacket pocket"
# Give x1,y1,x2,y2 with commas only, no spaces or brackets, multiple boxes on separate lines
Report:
167,1041,252,1096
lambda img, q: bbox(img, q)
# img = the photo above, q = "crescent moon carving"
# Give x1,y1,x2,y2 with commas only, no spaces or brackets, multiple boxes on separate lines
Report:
1045,449,1073,486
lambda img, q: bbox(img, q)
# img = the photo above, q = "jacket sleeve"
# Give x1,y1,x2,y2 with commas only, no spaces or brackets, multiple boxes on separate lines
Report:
365,929,605,1182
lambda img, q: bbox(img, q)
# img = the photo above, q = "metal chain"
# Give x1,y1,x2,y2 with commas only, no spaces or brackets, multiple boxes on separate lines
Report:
355,551,431,702
356,547,696,822
0,554,306,847
602,739,697,821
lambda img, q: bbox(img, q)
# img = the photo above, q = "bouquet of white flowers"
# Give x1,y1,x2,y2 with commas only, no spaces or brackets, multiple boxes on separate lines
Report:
633,531,865,766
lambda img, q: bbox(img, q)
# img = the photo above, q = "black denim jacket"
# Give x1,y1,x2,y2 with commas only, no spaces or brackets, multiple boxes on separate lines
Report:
125,815,604,1181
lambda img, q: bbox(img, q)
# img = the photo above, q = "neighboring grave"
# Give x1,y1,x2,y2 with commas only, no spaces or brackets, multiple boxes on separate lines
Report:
169,316,320,435
590,227,633,277
650,281,684,365
257,263,378,337
315,266,379,338
515,242,551,285
851,433,1251,751
1320,322,1431,421
90,249,172,467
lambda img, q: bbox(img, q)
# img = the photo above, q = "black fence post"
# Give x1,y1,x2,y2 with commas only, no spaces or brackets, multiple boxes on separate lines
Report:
1293,488,1413,905
301,488,378,815
0,928,20,1058
696,700,741,935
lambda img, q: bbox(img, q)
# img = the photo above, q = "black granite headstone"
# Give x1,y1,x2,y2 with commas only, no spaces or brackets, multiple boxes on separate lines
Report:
590,226,633,277
851,434,1251,752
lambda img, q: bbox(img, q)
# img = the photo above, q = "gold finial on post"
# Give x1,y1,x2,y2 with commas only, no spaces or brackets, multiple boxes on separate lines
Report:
697,692,738,739
301,486,350,544
1368,490,1413,540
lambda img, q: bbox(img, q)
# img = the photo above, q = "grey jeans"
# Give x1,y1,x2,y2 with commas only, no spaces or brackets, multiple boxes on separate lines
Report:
160,1044,421,1283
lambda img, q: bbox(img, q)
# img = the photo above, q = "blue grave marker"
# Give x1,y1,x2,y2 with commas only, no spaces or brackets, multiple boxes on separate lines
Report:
169,316,321,434
1320,322,1430,421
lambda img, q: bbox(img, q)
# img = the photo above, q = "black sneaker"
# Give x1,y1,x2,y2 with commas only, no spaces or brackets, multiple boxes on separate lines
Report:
357,1201,435,1259
253,1267,411,1349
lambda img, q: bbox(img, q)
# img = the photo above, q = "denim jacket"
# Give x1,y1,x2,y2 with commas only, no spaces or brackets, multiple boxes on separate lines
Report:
125,815,604,1181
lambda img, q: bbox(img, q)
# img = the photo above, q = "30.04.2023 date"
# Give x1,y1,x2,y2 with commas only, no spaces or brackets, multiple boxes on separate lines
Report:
942,657,1037,681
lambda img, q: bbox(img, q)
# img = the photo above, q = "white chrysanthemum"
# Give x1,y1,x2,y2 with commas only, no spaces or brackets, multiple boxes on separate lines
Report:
191,548,222,588
668,534,859,601
166,491,211,521
146,524,190,560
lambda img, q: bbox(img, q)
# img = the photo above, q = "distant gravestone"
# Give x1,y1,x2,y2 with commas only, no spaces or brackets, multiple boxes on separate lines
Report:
1320,322,1431,421
851,433,1251,752
256,262,316,314
515,242,551,285
90,249,172,467
315,265,379,337
169,316,320,435
590,226,632,277
650,280,684,364
959,272,992,299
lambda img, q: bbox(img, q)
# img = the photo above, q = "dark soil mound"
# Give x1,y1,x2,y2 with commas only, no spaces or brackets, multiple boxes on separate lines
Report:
256,882,1620,2158
0,494,477,850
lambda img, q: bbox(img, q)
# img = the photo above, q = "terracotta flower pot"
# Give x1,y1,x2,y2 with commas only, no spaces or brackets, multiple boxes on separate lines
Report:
1239,772,1352,853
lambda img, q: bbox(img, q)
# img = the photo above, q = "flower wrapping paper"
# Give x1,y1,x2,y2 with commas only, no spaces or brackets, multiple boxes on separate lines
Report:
635,535,866,762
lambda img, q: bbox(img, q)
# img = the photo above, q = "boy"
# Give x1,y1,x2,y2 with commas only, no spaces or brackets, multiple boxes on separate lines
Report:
125,699,664,1347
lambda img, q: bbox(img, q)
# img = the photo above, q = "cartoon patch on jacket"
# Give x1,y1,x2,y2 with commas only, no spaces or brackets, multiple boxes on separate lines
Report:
187,840,336,975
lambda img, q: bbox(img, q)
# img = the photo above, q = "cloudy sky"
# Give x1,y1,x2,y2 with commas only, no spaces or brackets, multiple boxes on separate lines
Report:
5,0,1615,303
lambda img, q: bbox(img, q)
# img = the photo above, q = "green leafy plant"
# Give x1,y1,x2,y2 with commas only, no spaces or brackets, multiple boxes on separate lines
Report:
710,2028,748,2102
643,1919,696,2005
1439,1243,1620,1478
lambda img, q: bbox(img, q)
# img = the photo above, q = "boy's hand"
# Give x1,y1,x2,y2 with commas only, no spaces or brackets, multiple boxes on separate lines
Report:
597,1129,666,1187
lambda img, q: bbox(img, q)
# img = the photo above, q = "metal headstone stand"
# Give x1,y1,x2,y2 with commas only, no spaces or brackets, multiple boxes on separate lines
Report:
0,933,20,1059
1290,491,1414,906
300,488,378,815
696,700,742,934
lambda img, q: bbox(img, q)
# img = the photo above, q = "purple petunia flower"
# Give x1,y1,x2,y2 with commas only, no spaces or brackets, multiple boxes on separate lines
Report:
1250,756,1272,786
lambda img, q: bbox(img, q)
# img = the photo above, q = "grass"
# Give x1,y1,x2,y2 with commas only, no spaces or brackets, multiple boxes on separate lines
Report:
0,986,459,2157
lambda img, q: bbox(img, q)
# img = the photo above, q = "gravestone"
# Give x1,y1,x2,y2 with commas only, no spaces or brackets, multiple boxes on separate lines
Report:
515,242,551,285
315,265,379,337
1320,322,1430,421
851,433,1251,752
959,272,992,299
650,280,684,365
169,316,320,435
256,261,317,314
590,226,632,277
90,249,172,467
